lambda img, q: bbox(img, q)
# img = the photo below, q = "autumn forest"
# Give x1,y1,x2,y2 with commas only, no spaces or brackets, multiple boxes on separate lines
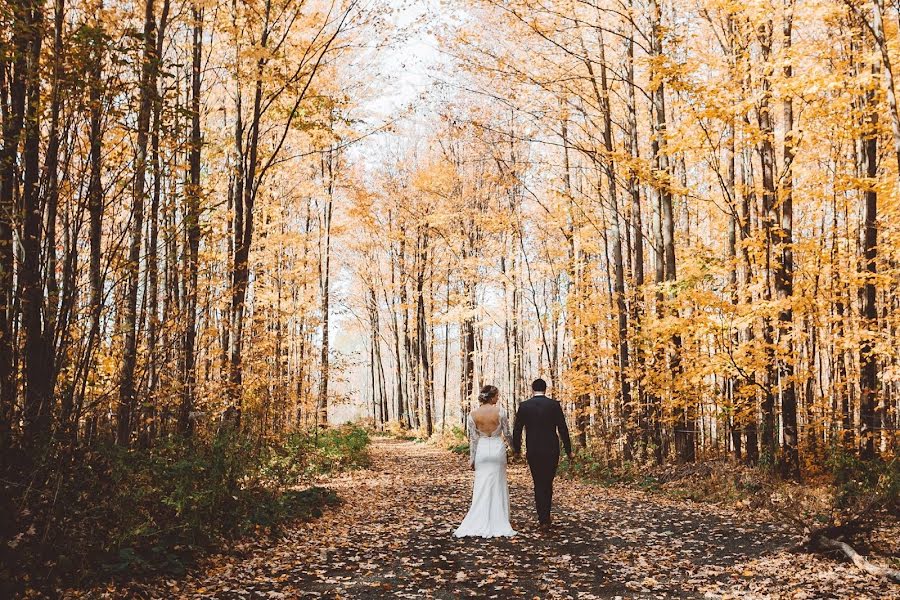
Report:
2,0,900,595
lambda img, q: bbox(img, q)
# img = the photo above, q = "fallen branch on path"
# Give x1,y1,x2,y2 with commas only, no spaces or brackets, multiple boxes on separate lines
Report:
765,486,900,584
815,535,900,583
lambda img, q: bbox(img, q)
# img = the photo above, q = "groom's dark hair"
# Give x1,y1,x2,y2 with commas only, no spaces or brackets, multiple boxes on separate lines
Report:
532,378,547,393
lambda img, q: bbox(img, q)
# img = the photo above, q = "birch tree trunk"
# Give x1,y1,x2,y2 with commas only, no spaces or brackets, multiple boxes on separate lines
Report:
318,148,335,428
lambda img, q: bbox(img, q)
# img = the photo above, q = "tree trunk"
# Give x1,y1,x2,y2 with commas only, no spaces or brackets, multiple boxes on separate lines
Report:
859,61,880,460
317,149,335,428
73,3,106,445
739,60,761,465
870,0,900,190
0,0,34,452
229,0,270,414
461,272,476,425
649,0,690,463
756,19,779,463
389,213,406,426
599,28,631,460
724,17,741,460
778,0,800,479
417,228,433,437
141,0,170,447
180,2,203,436
43,0,66,432
20,0,50,447
117,0,157,446
624,0,649,457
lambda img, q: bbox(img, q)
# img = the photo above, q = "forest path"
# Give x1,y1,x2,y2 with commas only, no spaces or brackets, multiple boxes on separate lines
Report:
126,438,888,599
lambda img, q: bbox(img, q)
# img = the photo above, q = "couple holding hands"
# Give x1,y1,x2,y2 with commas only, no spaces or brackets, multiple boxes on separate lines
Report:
453,378,573,538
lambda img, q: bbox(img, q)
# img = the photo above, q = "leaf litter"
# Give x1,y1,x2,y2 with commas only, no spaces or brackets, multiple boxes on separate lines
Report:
69,439,897,599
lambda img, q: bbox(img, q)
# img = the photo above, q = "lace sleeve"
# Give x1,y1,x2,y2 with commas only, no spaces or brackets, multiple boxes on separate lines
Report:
467,414,478,467
500,407,512,443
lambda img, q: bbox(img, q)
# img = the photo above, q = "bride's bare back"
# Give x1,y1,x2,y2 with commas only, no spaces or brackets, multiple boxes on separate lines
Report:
471,403,501,436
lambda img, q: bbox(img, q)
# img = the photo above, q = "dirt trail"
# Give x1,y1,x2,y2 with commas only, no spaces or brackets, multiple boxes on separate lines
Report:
95,438,895,599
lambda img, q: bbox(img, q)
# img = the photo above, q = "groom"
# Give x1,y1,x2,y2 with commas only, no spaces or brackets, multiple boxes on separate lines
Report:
512,378,573,528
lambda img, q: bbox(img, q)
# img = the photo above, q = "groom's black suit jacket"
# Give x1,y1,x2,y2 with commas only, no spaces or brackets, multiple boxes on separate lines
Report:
512,394,572,458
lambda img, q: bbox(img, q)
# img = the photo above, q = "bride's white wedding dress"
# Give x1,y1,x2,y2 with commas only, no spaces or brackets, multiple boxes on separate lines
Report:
453,407,517,538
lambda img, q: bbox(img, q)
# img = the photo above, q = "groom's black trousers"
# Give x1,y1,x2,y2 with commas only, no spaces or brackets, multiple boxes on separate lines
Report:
527,451,559,523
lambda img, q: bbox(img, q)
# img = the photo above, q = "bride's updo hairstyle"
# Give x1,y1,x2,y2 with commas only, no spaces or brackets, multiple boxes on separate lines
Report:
478,385,499,404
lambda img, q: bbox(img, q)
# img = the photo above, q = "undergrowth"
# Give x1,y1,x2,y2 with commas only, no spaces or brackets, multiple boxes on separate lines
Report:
1,424,368,595
560,443,899,516
442,425,470,455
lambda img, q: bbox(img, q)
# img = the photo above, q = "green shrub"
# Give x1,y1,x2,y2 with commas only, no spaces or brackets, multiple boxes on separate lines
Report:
309,424,371,474
826,446,900,512
443,425,469,455
258,425,370,483
558,450,638,485
261,432,311,486
448,442,469,455
102,430,260,554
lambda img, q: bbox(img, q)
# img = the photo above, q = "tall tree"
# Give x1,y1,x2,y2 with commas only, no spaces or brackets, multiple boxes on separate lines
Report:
778,0,800,479
117,0,157,446
0,0,35,453
648,0,692,463
317,147,336,428
859,52,880,460
20,0,50,447
180,1,203,436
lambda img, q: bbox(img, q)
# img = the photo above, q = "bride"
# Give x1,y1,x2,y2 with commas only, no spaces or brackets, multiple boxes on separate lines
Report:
454,384,517,538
